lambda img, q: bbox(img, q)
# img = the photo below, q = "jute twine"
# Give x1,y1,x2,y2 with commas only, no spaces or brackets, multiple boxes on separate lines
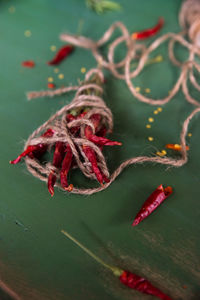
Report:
24,1,200,195
28,0,198,107
25,67,200,195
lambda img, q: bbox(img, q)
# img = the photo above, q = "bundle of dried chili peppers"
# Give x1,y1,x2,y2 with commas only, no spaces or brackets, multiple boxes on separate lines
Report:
61,229,172,300
10,69,122,196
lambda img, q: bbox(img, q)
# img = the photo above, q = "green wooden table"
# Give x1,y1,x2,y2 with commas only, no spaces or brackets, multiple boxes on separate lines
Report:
1,0,200,299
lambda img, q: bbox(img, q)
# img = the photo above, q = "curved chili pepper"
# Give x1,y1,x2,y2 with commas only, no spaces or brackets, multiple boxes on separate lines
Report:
132,17,164,40
60,144,73,191
84,113,122,146
47,45,74,65
10,128,54,164
82,145,105,185
85,125,122,146
47,142,65,196
61,230,172,300
132,185,172,226
165,144,189,151
87,133,122,146
120,270,172,300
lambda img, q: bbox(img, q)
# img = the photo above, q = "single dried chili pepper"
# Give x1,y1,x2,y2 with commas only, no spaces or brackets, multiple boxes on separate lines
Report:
10,128,54,164
132,17,164,40
10,145,43,164
120,270,172,300
82,145,106,185
21,60,35,68
165,144,189,151
48,141,65,196
132,185,173,226
85,126,122,146
60,144,73,191
47,45,74,65
61,230,172,300
85,113,122,146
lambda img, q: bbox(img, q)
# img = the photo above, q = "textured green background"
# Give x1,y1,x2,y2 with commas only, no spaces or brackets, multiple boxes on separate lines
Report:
1,0,200,299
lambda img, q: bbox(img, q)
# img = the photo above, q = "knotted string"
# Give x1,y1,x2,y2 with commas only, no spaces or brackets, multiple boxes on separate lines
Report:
28,17,200,106
48,1,200,107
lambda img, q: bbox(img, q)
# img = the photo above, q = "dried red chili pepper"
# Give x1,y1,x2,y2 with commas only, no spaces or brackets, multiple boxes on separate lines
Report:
120,270,172,300
132,185,173,226
60,144,73,191
84,113,122,146
21,60,35,68
47,45,74,65
47,141,65,196
10,128,54,164
85,126,122,146
82,145,105,185
10,145,43,164
132,17,164,40
165,144,189,151
61,230,172,300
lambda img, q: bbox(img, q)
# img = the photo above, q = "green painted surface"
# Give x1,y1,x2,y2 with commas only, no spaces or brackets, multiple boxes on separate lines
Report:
0,0,200,299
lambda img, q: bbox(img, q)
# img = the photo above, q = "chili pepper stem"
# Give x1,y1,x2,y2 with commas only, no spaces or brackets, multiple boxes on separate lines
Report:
61,229,123,276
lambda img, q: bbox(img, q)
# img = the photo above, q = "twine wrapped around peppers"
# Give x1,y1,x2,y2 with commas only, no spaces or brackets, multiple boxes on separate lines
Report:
12,67,199,195
12,0,200,195
22,69,115,195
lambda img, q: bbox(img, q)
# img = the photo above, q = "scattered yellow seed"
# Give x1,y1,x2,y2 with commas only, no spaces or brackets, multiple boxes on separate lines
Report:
54,68,59,73
50,45,57,52
188,133,192,137
155,55,163,62
156,151,163,156
146,124,151,129
81,67,86,73
47,77,54,83
157,107,162,112
148,117,154,123
9,6,15,13
161,150,167,155
156,150,166,157
58,73,64,79
145,88,151,93
24,30,31,37
148,137,154,142
153,110,158,115
135,87,140,92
